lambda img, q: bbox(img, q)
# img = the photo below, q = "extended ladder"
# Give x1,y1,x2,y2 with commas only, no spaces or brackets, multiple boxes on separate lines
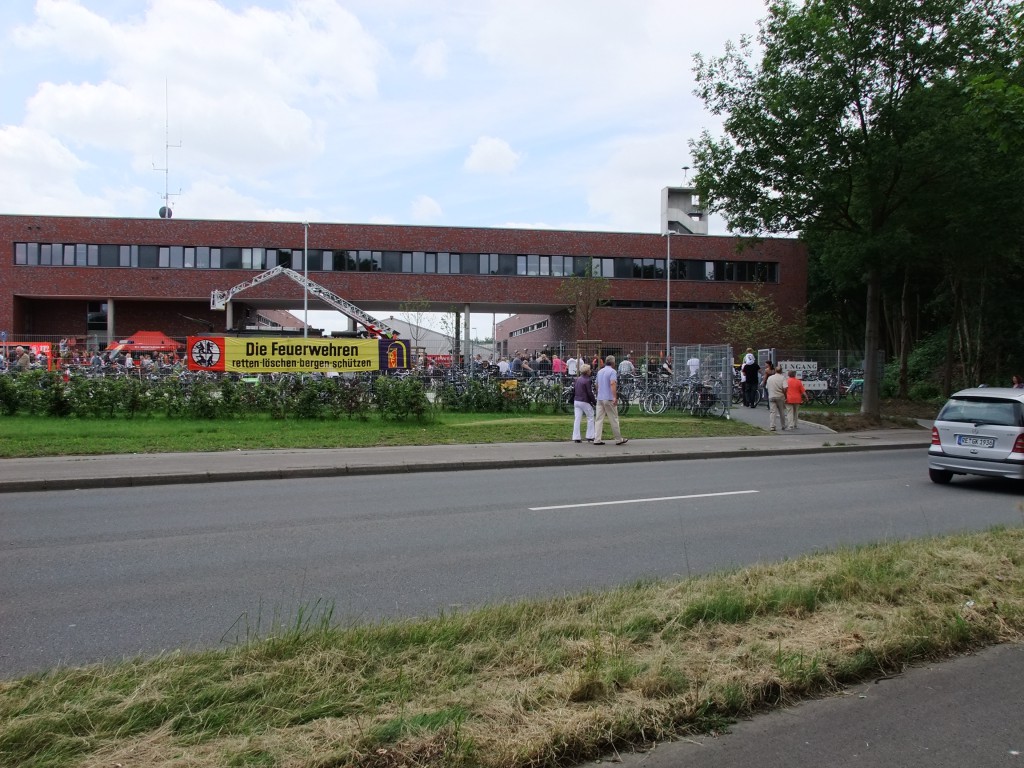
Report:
210,265,399,339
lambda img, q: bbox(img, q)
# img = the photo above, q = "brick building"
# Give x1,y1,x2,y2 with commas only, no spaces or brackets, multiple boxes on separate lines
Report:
1,212,805,353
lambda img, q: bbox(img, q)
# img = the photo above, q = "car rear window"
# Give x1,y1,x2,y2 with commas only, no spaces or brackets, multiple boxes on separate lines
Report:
937,398,1023,427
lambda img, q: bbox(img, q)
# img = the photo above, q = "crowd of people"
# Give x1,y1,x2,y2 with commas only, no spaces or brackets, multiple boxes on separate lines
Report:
415,349,678,383
0,345,40,372
1,339,186,376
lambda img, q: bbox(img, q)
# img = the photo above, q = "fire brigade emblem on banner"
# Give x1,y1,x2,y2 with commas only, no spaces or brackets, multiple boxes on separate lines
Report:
190,337,223,369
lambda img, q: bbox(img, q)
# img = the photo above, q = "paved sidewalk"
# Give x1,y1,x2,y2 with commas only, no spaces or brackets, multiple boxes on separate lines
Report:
590,643,1024,768
0,421,926,492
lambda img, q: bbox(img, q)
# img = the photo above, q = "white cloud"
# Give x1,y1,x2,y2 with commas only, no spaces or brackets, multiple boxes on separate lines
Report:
12,0,382,180
463,136,521,174
0,0,767,231
411,39,448,79
411,194,442,222
0,124,111,215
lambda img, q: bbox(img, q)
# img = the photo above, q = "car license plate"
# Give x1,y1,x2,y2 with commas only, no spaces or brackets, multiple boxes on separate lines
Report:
956,434,995,448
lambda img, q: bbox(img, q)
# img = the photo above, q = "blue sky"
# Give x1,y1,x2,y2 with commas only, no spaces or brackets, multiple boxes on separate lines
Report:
1,0,768,333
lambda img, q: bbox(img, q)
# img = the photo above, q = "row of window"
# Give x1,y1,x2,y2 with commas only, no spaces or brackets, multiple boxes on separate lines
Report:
13,242,779,283
510,320,549,338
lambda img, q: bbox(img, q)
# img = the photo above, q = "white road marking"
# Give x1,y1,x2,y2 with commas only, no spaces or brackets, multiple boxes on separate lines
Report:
529,489,759,511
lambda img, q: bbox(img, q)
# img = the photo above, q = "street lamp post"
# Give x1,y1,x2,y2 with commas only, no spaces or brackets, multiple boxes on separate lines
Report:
303,222,309,338
663,231,677,364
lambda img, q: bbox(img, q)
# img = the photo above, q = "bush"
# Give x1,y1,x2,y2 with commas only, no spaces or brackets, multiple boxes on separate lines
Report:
183,379,220,419
436,377,525,413
0,371,414,421
326,377,371,420
883,332,948,397
373,375,429,420
908,380,941,402
0,374,18,415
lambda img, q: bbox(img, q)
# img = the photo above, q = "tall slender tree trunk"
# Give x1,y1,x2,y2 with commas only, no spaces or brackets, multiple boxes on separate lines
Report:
862,268,882,418
943,283,958,397
898,267,911,399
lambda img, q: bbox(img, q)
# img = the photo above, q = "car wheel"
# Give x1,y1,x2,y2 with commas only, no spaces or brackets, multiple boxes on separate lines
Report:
929,468,953,485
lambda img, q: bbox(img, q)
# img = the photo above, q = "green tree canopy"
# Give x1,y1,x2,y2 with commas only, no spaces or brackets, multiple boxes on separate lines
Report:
691,0,1020,415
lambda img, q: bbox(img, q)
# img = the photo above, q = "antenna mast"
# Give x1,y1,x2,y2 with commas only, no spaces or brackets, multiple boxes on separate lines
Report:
155,80,181,218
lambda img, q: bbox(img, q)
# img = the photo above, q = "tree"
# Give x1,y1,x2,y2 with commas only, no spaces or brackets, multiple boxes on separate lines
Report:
437,306,462,365
718,285,805,353
557,260,610,339
398,298,432,357
690,0,1017,416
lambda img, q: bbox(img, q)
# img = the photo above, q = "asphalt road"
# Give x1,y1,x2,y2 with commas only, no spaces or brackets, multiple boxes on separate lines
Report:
2,450,1022,678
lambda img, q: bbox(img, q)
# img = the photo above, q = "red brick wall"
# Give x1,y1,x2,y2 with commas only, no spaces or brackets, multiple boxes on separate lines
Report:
1,214,806,344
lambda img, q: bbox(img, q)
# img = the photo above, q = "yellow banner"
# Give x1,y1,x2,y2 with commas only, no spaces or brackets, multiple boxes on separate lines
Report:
196,337,393,373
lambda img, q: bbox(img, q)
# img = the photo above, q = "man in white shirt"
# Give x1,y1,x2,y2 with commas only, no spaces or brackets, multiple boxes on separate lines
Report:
566,355,579,376
593,355,628,445
617,354,635,377
764,361,789,432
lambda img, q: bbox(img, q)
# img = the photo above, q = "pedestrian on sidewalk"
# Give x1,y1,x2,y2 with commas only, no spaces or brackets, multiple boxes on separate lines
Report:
784,370,808,429
593,355,628,445
571,363,597,443
740,349,760,407
764,361,788,432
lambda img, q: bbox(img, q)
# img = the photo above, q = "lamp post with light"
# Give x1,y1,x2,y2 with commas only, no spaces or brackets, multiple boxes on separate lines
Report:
663,231,679,365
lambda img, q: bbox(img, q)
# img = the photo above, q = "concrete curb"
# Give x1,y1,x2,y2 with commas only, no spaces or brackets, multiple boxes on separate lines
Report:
0,440,923,494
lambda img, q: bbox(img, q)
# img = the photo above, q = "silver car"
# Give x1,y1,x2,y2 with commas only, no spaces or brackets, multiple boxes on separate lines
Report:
928,387,1024,484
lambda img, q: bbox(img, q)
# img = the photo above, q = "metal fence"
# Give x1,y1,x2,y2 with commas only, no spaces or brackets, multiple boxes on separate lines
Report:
757,348,869,405
673,344,734,418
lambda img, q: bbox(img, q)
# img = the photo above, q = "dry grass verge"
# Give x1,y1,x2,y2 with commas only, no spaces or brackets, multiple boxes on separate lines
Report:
804,398,939,432
2,528,1022,768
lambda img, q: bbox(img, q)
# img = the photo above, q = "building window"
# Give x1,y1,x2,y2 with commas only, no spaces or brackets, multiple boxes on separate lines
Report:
221,247,242,269
383,251,402,272
139,245,159,268
86,301,108,331
10,238,782,285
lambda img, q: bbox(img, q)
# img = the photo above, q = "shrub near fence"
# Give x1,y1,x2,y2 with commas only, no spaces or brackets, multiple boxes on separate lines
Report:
0,368,600,419
0,370,429,421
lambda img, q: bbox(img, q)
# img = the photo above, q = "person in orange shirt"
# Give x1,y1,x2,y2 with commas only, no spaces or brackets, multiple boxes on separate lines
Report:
784,370,808,430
